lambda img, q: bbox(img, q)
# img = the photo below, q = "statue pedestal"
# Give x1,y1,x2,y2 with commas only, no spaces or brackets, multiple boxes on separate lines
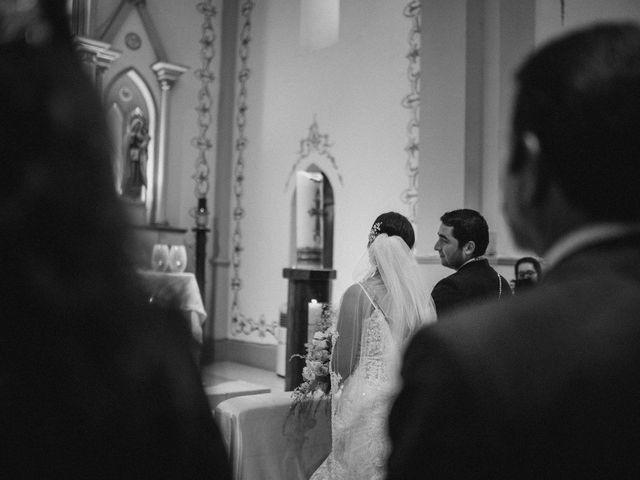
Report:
282,267,336,391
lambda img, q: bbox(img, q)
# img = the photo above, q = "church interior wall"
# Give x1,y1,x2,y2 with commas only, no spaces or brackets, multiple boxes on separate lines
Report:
87,1,640,370
418,0,640,293
92,0,225,336
218,0,419,353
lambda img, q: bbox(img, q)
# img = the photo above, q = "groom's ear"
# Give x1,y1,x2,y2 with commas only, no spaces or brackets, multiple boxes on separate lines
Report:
462,240,476,257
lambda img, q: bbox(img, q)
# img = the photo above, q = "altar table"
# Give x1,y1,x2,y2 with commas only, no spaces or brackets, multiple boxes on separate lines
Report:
138,271,207,344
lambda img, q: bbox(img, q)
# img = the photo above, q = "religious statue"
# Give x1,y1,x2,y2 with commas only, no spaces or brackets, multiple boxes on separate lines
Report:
122,112,150,201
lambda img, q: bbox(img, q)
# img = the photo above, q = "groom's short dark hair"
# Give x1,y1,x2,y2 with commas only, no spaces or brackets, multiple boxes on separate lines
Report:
440,209,489,257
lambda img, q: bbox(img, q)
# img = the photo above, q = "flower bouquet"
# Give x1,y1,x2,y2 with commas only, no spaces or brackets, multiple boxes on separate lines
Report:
290,302,336,415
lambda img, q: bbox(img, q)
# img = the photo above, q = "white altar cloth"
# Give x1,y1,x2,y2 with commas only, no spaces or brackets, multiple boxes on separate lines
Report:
138,271,206,343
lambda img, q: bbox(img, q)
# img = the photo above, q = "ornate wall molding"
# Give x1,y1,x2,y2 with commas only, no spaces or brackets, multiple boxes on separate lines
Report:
401,0,421,225
284,116,343,190
230,0,277,340
189,0,218,292
191,1,216,210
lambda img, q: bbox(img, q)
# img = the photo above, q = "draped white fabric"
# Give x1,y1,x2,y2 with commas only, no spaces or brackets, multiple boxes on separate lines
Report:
215,392,331,480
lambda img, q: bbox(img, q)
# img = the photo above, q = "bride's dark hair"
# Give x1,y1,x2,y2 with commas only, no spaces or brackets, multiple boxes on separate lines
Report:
369,212,415,249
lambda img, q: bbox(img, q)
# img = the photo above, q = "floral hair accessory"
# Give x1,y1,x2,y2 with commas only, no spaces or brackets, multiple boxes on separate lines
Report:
368,222,382,246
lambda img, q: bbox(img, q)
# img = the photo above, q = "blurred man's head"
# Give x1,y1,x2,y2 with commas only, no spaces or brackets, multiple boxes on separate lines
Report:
503,23,640,254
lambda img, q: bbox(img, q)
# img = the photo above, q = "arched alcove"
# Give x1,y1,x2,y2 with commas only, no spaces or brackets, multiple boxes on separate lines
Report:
104,68,157,223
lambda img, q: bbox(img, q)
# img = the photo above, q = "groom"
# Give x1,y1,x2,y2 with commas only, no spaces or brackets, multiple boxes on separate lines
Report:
388,22,640,478
431,209,510,315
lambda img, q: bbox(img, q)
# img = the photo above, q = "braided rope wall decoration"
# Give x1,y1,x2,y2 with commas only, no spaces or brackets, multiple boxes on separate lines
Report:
191,1,216,216
230,0,277,339
401,0,421,225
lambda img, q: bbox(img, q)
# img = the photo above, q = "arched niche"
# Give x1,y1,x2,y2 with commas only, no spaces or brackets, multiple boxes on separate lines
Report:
104,68,157,223
289,164,335,269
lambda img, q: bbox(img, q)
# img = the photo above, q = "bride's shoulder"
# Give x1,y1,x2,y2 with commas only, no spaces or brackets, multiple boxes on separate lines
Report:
340,283,363,304
339,282,375,312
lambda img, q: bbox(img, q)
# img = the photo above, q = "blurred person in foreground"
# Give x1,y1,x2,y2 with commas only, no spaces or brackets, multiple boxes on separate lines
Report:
0,1,230,478
387,22,640,479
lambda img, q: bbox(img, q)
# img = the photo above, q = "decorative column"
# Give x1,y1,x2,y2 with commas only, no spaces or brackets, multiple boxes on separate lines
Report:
150,61,188,225
70,0,95,37
74,37,120,92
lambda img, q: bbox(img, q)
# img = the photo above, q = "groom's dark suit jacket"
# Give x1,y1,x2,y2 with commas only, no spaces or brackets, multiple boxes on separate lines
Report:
431,258,511,315
387,234,640,479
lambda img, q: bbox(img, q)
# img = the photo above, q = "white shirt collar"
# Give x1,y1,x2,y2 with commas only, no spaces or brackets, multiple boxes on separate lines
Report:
543,222,640,272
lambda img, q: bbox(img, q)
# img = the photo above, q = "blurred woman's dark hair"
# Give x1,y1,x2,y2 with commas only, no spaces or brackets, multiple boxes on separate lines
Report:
1,0,139,321
0,2,230,477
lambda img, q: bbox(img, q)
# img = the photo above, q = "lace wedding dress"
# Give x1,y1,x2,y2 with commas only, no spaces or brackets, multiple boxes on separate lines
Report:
310,234,436,479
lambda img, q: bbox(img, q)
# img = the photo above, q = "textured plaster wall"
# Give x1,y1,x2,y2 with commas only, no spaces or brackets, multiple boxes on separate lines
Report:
90,1,640,350
226,0,417,344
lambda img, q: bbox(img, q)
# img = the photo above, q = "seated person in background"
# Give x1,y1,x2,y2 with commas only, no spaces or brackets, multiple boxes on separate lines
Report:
0,1,230,478
431,209,511,315
513,256,542,293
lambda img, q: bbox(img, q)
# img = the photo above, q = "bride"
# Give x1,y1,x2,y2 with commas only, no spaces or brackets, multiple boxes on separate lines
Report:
310,212,437,479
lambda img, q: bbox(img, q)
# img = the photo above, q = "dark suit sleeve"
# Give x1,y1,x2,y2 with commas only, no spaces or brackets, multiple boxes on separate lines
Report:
387,327,494,479
431,278,463,316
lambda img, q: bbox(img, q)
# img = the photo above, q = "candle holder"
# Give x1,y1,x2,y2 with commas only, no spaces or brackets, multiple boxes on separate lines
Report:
192,197,210,294
195,197,209,228
282,266,336,391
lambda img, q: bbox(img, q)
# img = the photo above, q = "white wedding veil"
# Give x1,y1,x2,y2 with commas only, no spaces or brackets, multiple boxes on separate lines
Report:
331,233,436,381
360,233,436,342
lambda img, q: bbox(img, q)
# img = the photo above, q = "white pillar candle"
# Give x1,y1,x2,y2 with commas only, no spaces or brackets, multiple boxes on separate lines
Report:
296,171,324,265
308,299,323,343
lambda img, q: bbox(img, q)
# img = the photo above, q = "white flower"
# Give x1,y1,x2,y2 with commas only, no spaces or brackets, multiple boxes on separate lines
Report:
302,366,315,381
313,339,329,350
308,360,323,372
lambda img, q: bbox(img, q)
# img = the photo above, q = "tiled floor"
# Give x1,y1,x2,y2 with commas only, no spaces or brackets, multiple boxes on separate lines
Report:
201,361,285,409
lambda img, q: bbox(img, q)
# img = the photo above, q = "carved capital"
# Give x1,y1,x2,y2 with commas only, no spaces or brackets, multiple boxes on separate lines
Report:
74,36,121,68
151,61,188,90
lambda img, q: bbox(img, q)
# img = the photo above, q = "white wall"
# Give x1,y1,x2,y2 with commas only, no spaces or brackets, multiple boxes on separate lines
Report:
418,0,640,293
224,0,418,345
90,1,640,354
